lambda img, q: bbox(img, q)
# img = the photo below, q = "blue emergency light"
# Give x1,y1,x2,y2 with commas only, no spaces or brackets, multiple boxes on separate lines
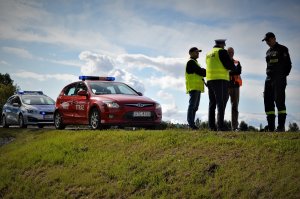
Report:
79,76,115,81
17,90,44,95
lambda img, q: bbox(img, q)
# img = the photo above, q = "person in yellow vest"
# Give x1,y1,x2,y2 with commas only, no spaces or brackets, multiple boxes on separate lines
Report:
185,47,206,130
206,39,235,131
227,47,242,131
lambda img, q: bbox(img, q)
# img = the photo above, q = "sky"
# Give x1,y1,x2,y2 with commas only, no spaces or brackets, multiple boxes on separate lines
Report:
0,0,299,128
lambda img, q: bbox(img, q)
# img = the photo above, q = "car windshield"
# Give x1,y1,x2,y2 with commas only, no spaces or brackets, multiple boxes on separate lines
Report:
88,82,138,95
21,95,55,105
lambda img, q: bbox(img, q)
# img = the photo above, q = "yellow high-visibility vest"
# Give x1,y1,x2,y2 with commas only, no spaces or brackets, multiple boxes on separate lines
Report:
185,59,205,93
206,48,229,81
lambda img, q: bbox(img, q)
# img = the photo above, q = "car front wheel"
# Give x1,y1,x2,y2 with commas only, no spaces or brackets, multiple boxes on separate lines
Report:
19,114,27,128
2,115,9,128
54,112,65,130
89,108,101,130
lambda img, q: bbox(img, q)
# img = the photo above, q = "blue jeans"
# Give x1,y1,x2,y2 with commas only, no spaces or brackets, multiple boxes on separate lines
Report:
187,90,201,128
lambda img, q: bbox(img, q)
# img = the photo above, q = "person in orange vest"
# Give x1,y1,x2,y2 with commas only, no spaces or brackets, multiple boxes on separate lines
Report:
185,47,206,130
227,47,242,131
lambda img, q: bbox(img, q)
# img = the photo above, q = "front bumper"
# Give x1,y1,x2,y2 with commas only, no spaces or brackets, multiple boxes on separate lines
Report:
100,108,162,126
24,113,54,125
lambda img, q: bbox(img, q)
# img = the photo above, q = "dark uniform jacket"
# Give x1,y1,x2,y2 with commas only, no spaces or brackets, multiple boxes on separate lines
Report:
186,58,206,77
266,42,292,78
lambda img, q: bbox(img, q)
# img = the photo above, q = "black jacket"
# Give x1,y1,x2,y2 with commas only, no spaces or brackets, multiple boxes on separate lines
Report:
186,58,206,77
266,42,292,78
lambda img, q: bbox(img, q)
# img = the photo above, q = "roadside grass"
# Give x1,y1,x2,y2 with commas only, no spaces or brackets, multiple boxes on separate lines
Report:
0,128,299,198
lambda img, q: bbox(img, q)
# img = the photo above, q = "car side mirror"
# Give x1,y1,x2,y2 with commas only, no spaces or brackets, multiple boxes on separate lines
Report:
77,90,88,96
137,92,143,96
12,103,20,107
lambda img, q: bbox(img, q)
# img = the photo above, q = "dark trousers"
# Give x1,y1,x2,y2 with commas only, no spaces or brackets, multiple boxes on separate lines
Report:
187,90,201,128
228,87,240,130
264,77,287,128
207,80,229,130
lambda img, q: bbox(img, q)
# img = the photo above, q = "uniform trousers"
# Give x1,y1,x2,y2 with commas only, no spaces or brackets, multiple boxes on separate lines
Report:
228,87,240,130
207,80,229,131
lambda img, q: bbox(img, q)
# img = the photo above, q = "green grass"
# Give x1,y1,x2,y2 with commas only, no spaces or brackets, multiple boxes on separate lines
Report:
0,128,300,198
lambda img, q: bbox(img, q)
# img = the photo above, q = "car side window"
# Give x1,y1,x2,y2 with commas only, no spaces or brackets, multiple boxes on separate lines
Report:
12,96,21,105
75,83,87,95
7,96,14,105
64,84,77,96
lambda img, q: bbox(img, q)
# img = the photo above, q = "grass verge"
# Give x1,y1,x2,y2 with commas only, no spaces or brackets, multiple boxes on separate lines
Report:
0,128,299,198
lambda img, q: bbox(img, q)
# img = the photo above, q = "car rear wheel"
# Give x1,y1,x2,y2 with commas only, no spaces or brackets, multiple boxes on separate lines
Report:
54,112,65,130
2,115,9,128
19,114,27,128
89,108,101,129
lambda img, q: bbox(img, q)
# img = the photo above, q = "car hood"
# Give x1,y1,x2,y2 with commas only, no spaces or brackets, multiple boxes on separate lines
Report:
24,104,55,111
93,94,157,104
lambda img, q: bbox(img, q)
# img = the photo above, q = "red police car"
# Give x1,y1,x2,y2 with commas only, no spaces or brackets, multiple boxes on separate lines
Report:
54,76,162,129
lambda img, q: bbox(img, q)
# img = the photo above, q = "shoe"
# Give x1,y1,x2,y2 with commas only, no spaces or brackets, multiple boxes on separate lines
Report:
190,126,199,130
264,125,274,132
276,126,285,132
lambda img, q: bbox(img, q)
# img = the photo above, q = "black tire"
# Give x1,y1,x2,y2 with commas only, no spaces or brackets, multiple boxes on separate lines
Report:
54,112,65,130
19,114,27,128
89,108,101,130
37,124,44,128
2,115,9,128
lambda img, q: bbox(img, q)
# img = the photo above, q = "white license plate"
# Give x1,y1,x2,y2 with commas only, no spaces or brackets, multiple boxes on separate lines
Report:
44,115,53,119
133,111,151,117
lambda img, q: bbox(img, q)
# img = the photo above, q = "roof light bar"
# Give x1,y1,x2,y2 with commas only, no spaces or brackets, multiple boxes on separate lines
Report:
16,90,44,95
79,76,115,81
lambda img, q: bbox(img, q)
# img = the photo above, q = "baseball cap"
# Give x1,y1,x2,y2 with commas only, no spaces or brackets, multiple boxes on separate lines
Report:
215,39,226,45
262,32,275,41
189,47,202,53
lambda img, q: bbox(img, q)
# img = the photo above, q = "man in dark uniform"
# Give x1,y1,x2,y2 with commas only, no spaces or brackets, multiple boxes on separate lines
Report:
262,32,292,131
206,40,235,131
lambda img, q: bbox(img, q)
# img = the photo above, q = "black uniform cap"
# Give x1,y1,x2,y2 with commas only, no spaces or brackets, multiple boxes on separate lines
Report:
215,39,226,45
262,32,275,41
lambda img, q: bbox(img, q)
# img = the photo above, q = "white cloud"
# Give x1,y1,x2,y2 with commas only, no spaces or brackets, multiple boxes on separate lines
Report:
157,90,174,101
1,60,8,65
117,54,185,77
13,71,77,82
109,69,145,93
146,75,185,91
79,51,115,75
2,47,33,59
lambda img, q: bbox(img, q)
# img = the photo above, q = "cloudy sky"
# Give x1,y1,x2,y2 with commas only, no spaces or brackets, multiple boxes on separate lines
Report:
0,0,299,128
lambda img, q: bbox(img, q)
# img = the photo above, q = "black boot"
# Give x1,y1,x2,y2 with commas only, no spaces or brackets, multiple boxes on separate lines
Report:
277,114,286,132
267,115,275,132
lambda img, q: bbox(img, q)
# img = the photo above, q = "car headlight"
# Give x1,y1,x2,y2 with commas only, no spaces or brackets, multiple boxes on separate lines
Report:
27,109,38,114
103,101,120,108
155,103,161,109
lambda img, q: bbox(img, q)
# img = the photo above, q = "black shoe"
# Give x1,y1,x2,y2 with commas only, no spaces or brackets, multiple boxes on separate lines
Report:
190,126,199,130
264,125,275,132
276,126,285,132
218,126,230,131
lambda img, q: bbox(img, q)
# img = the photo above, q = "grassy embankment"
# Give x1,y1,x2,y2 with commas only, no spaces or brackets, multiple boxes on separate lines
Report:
0,128,299,198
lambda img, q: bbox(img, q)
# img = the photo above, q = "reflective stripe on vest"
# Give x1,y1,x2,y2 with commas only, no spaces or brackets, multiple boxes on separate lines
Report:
206,48,229,81
185,59,205,93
